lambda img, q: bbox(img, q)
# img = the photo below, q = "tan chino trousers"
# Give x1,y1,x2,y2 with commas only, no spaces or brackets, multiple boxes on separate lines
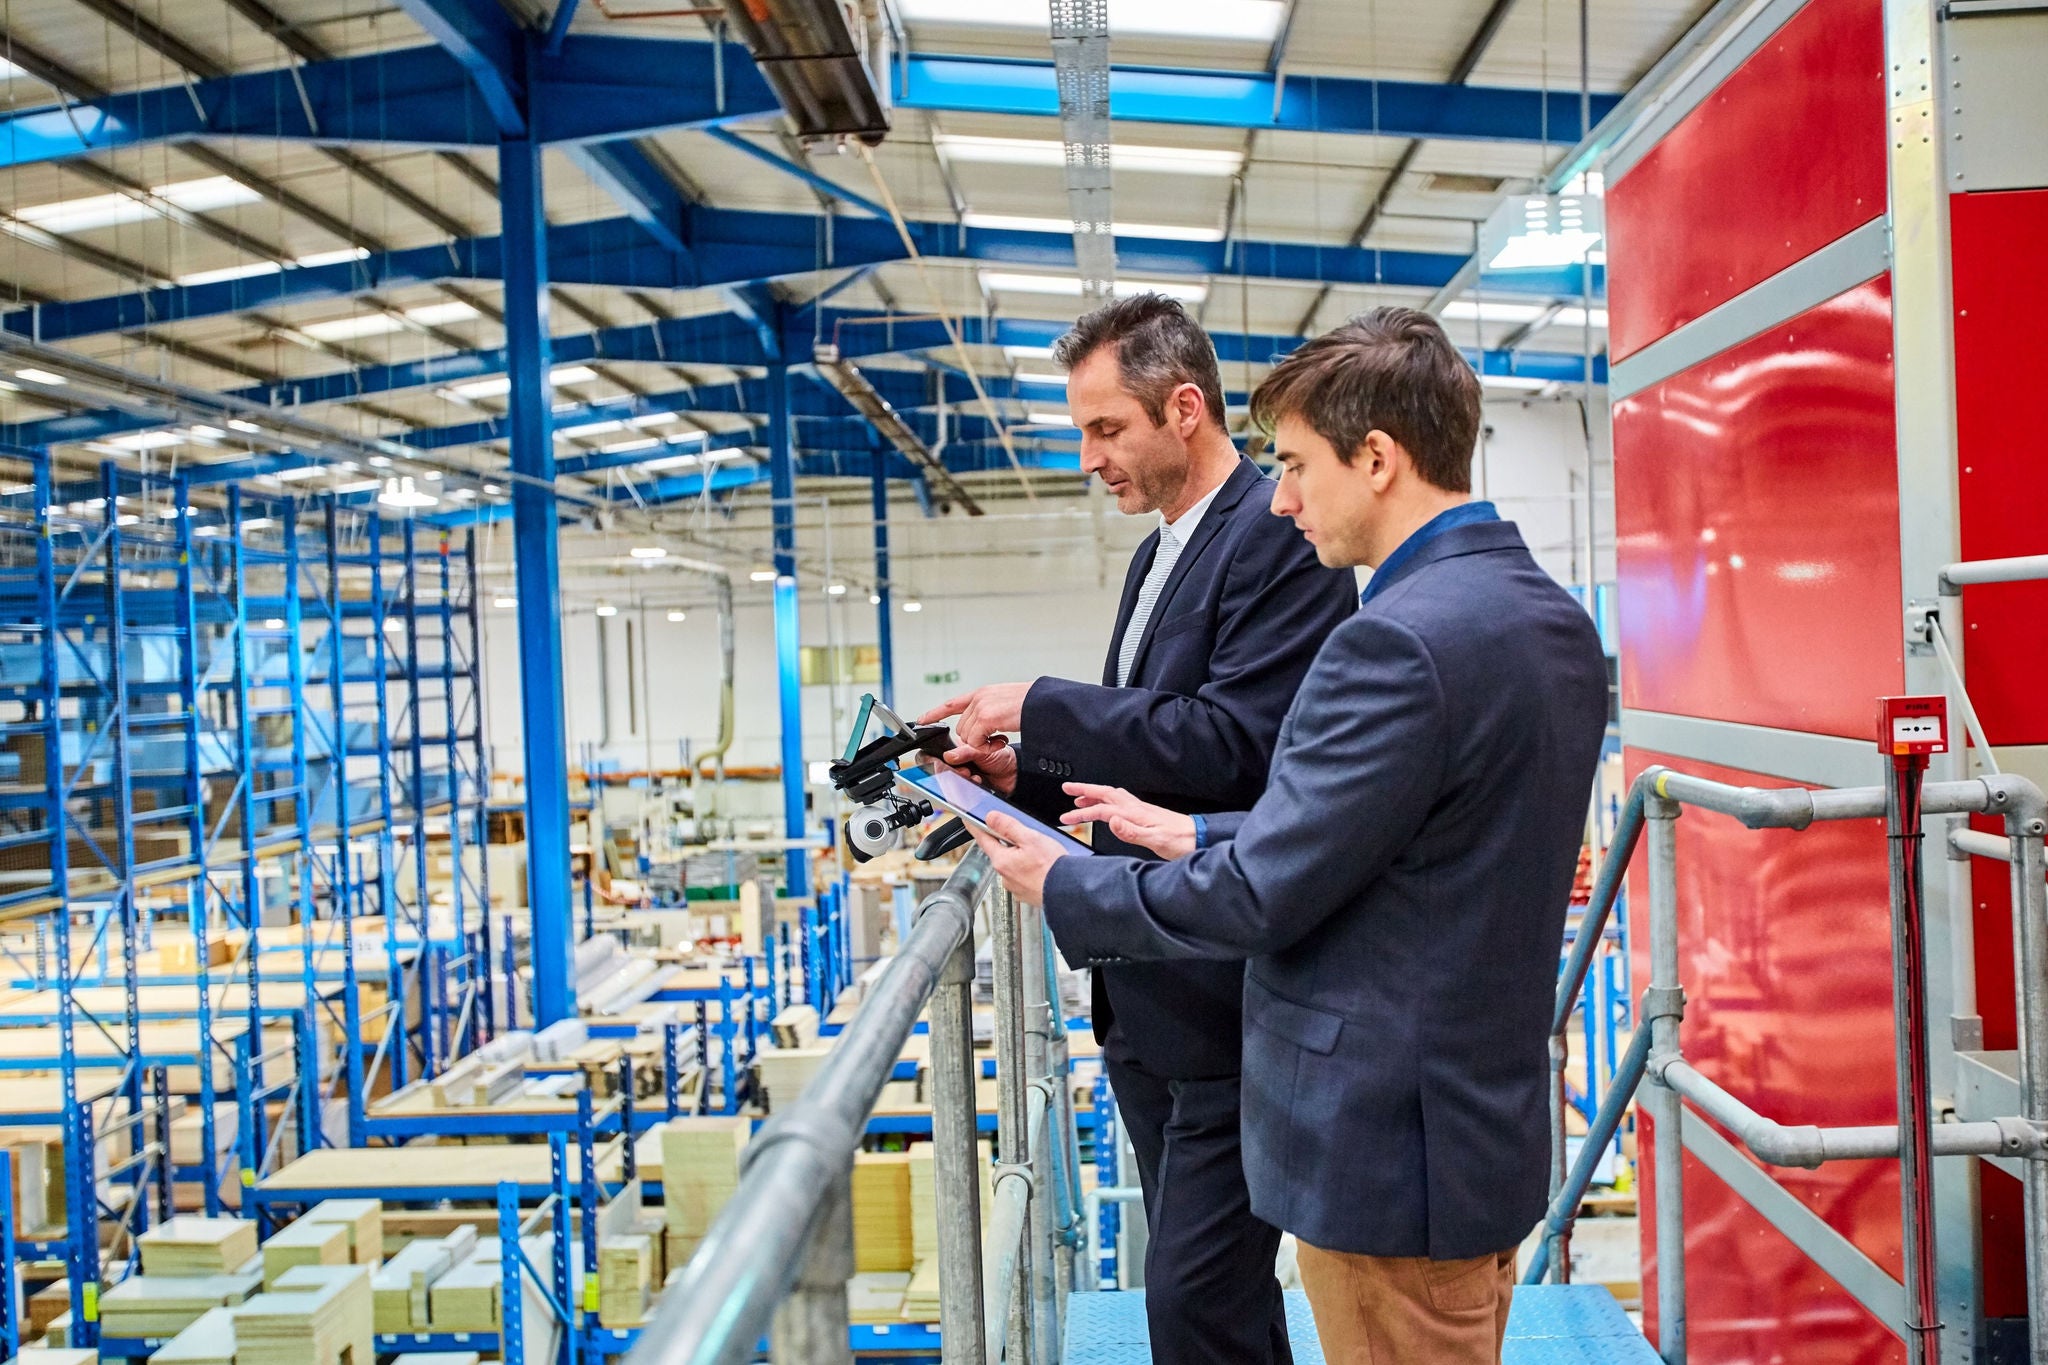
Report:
1294,1240,1517,1365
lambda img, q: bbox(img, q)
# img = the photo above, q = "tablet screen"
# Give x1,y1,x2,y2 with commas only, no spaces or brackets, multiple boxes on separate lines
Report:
895,764,1094,856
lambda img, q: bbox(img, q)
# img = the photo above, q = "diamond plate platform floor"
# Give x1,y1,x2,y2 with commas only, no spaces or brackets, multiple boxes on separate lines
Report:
1062,1285,1660,1364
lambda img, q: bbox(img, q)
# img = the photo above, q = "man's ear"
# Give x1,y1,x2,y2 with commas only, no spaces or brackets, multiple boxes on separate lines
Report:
1173,383,1204,439
1362,430,1400,491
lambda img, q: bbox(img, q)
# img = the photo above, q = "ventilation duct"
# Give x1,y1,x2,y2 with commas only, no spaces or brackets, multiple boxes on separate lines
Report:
719,0,895,143
813,344,984,516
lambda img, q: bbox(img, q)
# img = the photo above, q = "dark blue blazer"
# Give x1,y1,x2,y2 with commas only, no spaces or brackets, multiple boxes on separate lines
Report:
1013,456,1357,1080
1041,519,1609,1258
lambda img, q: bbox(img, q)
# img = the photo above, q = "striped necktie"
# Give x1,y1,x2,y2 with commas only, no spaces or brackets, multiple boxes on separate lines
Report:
1117,522,1184,687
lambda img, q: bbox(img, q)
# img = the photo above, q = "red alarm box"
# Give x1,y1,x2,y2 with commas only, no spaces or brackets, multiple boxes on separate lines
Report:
1877,696,1948,757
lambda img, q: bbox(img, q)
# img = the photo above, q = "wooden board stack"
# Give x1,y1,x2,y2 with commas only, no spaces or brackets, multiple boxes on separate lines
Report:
769,1003,819,1049
302,1198,384,1265
852,1151,913,1273
233,1264,373,1365
149,1305,238,1365
425,1255,502,1333
137,1217,260,1277
907,1140,993,1266
390,1354,483,1365
753,1045,831,1111
901,1259,941,1322
371,1228,475,1333
659,1117,749,1267
597,1235,653,1328
13,1348,98,1365
260,1219,350,1287
845,1271,911,1325
98,1264,262,1339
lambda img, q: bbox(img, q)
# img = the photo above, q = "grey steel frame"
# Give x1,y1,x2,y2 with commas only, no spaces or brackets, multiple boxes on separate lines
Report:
1533,764,2048,1365
622,851,1081,1365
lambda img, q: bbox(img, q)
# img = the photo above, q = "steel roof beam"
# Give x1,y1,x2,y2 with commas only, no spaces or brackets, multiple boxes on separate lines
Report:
0,41,1619,170
5,210,1604,344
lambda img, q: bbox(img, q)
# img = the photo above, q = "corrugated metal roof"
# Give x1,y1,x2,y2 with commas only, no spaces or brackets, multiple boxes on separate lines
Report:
0,0,1678,461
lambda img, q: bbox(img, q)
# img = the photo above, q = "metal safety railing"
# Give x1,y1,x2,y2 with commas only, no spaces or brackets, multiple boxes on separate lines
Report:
623,847,1085,1365
1531,762,2048,1365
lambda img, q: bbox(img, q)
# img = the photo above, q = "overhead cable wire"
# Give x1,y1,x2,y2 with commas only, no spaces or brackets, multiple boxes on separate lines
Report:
854,145,1038,505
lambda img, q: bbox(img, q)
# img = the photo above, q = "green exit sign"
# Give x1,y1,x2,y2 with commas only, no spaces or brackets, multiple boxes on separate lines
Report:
924,670,960,685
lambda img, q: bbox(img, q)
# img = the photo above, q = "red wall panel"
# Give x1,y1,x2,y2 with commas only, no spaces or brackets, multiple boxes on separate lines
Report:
1605,0,1887,360
1626,748,1903,1363
1613,279,1902,736
1950,188,2048,747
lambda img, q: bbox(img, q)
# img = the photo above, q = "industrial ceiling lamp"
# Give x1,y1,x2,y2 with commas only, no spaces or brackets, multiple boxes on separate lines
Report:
377,475,439,509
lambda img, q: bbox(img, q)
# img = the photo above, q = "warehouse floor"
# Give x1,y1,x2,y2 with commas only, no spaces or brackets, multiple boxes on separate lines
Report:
1062,1285,1659,1363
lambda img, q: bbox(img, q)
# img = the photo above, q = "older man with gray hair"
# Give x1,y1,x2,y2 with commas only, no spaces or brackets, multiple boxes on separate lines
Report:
919,293,1356,1364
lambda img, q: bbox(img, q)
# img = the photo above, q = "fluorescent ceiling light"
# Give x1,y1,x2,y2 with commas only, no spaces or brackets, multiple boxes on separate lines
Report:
300,313,404,342
274,464,327,482
667,610,686,622
333,477,383,494
982,271,1207,304
242,517,274,529
1014,371,1067,385
902,599,923,613
595,604,618,617
749,569,777,583
295,247,371,268
961,211,1225,243
601,437,661,454
99,430,184,452
446,363,598,401
176,260,283,287
630,546,667,559
227,419,263,434
1480,375,1551,392
558,419,625,438
1486,229,1604,271
16,175,260,235
627,412,683,428
189,424,225,439
1440,300,1548,325
1549,306,1610,330
406,301,480,327
903,0,1284,40
15,368,65,385
936,134,1242,177
367,455,391,467
264,618,286,630
640,452,703,472
1026,410,1074,426
300,300,479,342
827,582,847,595
494,596,517,609
1005,345,1056,361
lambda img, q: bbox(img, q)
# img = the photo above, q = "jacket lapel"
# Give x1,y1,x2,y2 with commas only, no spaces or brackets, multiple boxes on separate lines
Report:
1124,458,1263,684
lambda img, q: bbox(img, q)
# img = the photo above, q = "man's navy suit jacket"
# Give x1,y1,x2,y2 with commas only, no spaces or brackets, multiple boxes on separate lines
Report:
1013,456,1358,1080
1041,519,1610,1259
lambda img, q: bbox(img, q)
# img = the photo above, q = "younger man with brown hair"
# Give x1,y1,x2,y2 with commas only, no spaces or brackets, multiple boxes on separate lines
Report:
971,307,1610,1363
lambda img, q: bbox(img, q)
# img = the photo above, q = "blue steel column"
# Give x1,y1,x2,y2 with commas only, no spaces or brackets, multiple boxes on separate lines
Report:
500,132,575,1025
870,454,894,707
768,366,809,896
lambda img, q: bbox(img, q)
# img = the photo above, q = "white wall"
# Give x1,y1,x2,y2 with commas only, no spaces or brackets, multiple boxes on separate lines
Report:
480,390,1613,776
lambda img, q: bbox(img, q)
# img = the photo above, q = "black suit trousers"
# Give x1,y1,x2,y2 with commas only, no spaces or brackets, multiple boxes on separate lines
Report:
1104,1030,1292,1365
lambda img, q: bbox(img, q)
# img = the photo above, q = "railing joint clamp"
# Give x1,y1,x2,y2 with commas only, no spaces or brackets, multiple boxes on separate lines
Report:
991,1159,1036,1198
1642,985,1685,1024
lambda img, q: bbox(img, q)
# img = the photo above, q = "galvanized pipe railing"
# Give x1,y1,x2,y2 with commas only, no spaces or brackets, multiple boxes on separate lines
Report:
624,849,1077,1365
623,851,994,1365
1533,765,2048,1365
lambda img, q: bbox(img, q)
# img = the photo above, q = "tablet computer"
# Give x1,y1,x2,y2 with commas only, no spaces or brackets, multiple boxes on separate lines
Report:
895,764,1095,857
